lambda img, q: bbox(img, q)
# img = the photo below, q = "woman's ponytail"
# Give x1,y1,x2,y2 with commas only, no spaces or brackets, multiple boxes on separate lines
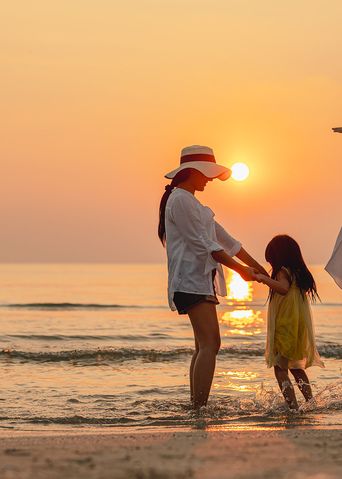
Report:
158,168,192,246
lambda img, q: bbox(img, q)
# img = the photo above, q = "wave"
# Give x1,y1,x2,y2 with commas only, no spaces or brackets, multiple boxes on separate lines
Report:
0,302,169,310
1,333,171,341
1,299,340,311
0,380,341,427
0,301,266,310
1,343,341,363
0,415,136,425
318,343,342,359
0,347,193,363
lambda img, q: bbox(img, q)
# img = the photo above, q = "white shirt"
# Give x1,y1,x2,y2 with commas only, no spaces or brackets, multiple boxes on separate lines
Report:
325,227,342,289
165,188,242,310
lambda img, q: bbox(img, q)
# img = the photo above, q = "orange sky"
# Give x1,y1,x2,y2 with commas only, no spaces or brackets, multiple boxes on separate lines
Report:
1,1,341,263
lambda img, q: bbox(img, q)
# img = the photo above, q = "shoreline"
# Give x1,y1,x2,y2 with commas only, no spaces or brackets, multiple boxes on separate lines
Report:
1,428,341,478
1,421,342,438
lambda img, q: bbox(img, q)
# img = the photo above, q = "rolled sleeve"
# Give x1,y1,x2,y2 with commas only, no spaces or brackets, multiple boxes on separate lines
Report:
170,195,223,271
215,221,242,257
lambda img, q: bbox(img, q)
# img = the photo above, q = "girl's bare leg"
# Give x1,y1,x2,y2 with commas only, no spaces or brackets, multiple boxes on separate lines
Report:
274,366,299,410
290,368,313,401
188,302,220,409
189,337,199,402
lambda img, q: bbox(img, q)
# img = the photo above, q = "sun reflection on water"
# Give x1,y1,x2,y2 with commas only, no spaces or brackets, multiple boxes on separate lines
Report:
218,371,258,380
208,425,285,432
225,270,252,303
221,271,265,336
220,309,263,336
214,370,259,392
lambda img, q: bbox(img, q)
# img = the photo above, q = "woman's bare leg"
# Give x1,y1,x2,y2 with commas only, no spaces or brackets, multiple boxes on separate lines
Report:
274,366,299,410
190,337,199,402
188,302,220,409
290,369,313,401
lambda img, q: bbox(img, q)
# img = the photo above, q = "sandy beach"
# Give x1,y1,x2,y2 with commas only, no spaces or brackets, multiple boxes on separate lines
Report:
0,428,341,479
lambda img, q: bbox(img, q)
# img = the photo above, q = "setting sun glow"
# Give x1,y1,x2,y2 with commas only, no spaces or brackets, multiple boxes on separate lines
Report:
226,270,252,302
231,163,250,181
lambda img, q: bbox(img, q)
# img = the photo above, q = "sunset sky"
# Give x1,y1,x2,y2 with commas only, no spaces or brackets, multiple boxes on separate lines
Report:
1,1,341,263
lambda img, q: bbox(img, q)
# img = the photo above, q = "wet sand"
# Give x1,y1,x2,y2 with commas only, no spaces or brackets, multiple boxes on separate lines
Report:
0,428,341,478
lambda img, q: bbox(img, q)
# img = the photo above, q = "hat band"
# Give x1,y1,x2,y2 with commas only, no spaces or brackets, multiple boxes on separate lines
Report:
180,153,216,164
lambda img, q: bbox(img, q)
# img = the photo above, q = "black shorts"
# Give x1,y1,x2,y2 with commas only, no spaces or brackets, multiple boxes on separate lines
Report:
173,291,219,315
173,270,219,315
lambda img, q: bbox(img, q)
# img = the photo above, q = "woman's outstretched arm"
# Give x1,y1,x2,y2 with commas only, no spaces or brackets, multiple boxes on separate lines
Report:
214,222,267,276
236,247,269,276
211,250,257,282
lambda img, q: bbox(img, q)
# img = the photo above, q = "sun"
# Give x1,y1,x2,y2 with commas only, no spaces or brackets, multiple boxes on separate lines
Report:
231,162,250,181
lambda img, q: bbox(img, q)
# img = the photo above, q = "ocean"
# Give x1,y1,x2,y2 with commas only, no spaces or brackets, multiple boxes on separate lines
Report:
0,263,341,432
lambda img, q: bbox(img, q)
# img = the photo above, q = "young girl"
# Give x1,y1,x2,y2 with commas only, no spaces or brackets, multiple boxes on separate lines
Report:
255,235,324,410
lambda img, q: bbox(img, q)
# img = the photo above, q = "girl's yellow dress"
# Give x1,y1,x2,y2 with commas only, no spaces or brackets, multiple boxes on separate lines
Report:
265,268,324,369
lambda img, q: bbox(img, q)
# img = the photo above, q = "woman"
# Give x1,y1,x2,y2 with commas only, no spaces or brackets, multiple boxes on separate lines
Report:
158,145,268,408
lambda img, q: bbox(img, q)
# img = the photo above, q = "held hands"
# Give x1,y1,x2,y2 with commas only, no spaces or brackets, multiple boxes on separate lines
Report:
239,266,260,282
254,273,269,284
239,267,270,283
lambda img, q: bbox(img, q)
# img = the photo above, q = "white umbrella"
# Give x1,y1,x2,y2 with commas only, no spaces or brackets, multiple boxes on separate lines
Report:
325,227,342,288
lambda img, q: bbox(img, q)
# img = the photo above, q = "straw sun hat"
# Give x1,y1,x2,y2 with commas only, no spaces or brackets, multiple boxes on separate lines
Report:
165,145,231,181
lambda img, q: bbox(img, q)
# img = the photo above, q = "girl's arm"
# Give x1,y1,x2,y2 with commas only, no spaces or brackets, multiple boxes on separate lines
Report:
235,247,269,276
255,269,290,295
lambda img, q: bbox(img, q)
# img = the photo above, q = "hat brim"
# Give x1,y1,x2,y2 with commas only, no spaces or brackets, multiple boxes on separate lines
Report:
165,161,231,181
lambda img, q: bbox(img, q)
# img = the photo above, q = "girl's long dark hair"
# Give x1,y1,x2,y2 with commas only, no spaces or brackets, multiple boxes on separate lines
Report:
265,234,319,302
158,168,192,246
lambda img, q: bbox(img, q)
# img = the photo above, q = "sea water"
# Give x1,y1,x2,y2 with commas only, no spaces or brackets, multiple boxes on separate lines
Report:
0,264,341,432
